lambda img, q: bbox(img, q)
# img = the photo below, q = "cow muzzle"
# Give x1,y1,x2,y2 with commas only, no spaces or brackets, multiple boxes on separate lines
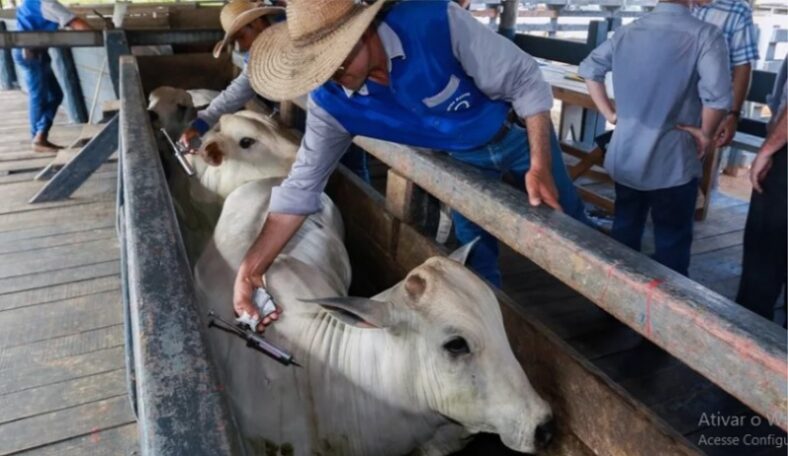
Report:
199,140,224,166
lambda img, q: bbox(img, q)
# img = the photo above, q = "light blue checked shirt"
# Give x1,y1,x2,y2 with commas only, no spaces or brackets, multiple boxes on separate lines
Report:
693,0,759,67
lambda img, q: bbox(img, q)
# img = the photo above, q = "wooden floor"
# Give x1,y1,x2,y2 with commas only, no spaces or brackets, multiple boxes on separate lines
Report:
0,91,138,455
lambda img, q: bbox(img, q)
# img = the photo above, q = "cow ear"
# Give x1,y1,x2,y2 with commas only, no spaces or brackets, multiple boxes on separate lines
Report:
300,297,394,329
448,237,480,265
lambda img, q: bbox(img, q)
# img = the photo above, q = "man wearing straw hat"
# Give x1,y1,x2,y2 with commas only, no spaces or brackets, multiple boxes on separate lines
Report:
235,0,590,327
178,0,284,149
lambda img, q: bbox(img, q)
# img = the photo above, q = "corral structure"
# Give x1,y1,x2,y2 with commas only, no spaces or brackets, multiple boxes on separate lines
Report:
0,1,785,455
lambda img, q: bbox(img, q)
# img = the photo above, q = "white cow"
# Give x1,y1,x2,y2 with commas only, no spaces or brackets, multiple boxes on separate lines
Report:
147,86,220,139
190,110,296,202
194,179,554,456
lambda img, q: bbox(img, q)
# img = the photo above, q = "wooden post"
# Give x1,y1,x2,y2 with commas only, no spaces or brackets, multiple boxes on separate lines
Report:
51,47,89,123
498,0,518,40
104,29,130,97
386,170,416,223
0,21,16,91
385,169,442,236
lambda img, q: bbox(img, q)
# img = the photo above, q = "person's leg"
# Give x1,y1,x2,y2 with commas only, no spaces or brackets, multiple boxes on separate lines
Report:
39,58,63,134
450,210,501,287
505,125,591,225
648,178,698,276
340,145,371,184
12,51,44,139
736,148,787,321
443,145,503,286
611,182,649,252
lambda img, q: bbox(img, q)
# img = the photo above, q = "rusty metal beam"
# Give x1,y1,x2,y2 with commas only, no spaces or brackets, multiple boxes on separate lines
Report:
287,98,787,430
119,56,241,455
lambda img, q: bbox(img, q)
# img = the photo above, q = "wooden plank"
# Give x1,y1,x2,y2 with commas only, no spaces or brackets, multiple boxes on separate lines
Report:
0,217,114,244
568,324,644,360
619,363,713,408
0,275,119,312
0,157,52,174
0,201,114,233
0,395,135,455
0,260,120,296
0,345,124,396
691,230,744,255
651,387,749,435
385,169,415,223
30,116,119,203
0,290,122,349
0,173,116,216
13,423,138,456
0,171,40,185
593,342,682,383
0,369,127,425
0,226,116,255
0,238,119,280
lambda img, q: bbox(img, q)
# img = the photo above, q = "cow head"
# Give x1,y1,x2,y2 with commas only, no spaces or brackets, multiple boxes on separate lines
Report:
196,111,295,174
306,244,554,453
147,86,197,139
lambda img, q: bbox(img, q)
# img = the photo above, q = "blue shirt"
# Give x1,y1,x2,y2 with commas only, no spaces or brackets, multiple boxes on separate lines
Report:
579,2,732,191
692,0,759,67
16,0,75,32
270,2,553,215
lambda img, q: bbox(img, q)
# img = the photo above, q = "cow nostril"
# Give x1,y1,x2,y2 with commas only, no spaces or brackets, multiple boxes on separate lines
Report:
534,417,555,449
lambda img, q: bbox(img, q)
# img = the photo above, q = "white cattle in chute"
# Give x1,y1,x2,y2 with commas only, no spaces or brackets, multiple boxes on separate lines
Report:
194,178,554,456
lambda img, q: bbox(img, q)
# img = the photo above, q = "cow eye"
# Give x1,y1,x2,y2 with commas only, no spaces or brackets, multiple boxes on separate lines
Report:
443,337,470,356
239,137,256,149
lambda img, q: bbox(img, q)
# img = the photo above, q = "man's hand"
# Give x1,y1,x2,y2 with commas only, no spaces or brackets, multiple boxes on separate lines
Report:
605,112,617,126
233,269,280,333
525,166,562,210
750,152,773,194
179,127,201,153
714,113,737,148
677,124,714,159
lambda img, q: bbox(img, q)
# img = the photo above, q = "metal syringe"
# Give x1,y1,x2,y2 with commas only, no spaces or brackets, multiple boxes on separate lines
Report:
207,311,301,367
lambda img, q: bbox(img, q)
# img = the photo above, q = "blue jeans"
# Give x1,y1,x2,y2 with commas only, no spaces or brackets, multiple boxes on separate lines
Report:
612,178,698,276
13,49,63,138
341,145,371,184
446,123,589,287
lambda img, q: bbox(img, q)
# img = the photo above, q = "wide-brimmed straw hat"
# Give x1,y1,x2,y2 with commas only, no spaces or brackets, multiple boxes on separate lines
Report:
212,0,285,58
248,0,387,101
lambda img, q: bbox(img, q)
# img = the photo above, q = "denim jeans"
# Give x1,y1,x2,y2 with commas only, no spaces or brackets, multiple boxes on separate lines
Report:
445,123,590,287
612,178,698,276
13,50,63,138
340,144,371,184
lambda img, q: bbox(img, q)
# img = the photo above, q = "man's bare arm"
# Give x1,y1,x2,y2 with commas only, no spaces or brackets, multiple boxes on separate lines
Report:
523,111,561,210
233,213,306,331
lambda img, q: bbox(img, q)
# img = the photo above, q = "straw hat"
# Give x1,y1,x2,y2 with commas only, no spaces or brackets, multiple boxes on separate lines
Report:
212,0,285,58
248,0,387,101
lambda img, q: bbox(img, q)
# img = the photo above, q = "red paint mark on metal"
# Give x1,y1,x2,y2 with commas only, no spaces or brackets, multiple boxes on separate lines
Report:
90,427,101,444
644,279,664,337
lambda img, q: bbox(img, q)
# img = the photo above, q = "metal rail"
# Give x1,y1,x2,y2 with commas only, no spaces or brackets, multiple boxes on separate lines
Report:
119,56,241,455
0,28,222,48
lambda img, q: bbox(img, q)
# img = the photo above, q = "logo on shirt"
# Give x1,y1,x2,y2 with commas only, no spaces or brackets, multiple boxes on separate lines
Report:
447,92,472,112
